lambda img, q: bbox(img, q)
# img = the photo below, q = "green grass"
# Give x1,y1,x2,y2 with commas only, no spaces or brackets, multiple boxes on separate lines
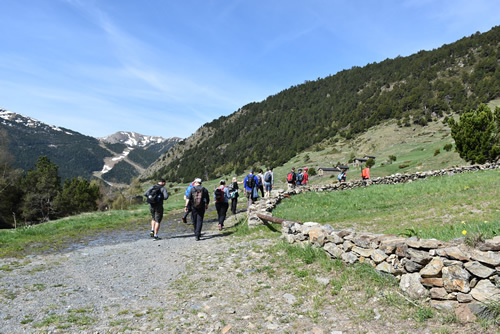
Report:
273,169,500,241
0,207,150,258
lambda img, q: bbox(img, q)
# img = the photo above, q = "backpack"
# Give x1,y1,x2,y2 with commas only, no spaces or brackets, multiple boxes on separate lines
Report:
257,175,262,185
287,172,294,182
193,188,204,209
264,172,272,183
246,175,255,189
338,173,343,181
297,173,304,182
146,185,163,204
214,186,225,202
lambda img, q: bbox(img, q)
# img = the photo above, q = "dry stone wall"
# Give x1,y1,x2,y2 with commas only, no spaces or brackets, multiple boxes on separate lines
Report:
246,162,500,317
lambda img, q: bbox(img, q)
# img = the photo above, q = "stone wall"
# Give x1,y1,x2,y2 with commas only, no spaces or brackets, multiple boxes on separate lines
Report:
246,162,500,319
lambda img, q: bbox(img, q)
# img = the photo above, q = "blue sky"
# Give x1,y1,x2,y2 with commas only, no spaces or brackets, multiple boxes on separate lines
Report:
1,0,499,139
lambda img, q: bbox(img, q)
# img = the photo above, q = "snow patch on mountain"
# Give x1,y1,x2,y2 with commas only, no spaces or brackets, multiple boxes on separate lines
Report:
99,131,171,148
0,108,74,135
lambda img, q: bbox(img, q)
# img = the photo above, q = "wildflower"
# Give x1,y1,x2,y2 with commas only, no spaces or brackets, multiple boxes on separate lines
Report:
464,186,470,190
461,221,466,225
462,230,467,235
484,221,489,224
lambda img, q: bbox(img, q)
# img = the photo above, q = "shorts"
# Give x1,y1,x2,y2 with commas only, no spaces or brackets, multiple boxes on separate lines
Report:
264,182,272,191
149,204,164,223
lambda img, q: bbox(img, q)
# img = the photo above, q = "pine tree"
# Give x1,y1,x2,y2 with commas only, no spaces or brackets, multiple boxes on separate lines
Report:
449,104,500,164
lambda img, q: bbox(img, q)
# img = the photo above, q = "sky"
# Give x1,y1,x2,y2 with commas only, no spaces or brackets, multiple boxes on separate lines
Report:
0,1,499,139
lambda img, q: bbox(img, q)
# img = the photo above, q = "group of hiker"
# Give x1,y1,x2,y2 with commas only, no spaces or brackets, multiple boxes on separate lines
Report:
144,164,366,241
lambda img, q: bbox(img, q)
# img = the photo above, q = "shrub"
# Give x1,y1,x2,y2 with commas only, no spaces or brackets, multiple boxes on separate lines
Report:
388,155,397,162
434,149,440,156
308,167,317,176
443,143,453,152
398,164,410,169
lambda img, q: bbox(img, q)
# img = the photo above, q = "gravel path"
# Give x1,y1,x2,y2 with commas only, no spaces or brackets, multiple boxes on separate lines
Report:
0,210,495,333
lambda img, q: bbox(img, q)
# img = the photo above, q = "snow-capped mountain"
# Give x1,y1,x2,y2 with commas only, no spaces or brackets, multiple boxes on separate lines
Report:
0,108,181,185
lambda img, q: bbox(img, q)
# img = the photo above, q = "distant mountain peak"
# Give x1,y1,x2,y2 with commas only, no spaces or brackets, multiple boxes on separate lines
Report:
99,131,181,148
0,108,75,135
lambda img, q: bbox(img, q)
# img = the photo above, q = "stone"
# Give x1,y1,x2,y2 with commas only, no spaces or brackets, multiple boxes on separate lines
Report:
309,227,327,247
221,325,232,334
406,238,449,249
341,252,358,264
420,277,444,288
455,304,477,323
342,240,353,251
371,249,388,264
395,243,408,257
284,234,296,244
375,262,395,274
323,243,343,259
436,246,470,261
352,246,373,258
406,248,431,265
464,261,495,278
430,300,458,311
404,260,423,273
430,287,451,300
301,222,321,235
353,233,379,248
400,273,429,299
457,292,474,303
470,279,500,302
315,277,330,286
442,265,471,293
327,232,344,244
420,257,444,277
470,249,500,266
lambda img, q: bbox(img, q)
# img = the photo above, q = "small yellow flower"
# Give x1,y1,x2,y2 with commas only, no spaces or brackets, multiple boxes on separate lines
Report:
484,220,489,224
464,186,470,190
461,221,466,225
462,230,467,235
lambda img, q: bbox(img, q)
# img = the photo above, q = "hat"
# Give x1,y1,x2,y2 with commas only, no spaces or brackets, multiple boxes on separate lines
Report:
194,178,202,183
158,178,166,183
249,169,254,173
220,179,225,185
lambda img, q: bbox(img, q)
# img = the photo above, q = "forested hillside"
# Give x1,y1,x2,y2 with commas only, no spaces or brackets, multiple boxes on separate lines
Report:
143,27,500,183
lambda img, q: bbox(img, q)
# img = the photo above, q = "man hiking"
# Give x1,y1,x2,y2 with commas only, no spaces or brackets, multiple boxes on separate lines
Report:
144,178,169,240
186,178,210,241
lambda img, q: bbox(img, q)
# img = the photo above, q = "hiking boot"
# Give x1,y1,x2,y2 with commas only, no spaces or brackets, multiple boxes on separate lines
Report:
182,217,187,224
150,231,154,237
218,224,222,231
154,236,162,241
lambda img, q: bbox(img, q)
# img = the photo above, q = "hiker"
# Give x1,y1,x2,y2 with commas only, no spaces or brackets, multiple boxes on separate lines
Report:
144,178,169,240
182,179,196,224
362,166,370,180
287,167,297,190
263,167,274,197
228,177,242,215
214,180,231,230
186,178,210,241
257,169,265,198
244,169,259,207
296,169,304,186
302,168,309,185
338,170,347,182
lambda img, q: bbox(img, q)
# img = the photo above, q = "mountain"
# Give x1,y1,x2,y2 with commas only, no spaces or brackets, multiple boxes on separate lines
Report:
141,26,500,183
0,110,181,184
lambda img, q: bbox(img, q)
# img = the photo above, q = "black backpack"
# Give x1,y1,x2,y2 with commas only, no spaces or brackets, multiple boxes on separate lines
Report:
193,188,204,209
214,186,224,202
246,175,255,189
146,185,163,204
264,172,272,183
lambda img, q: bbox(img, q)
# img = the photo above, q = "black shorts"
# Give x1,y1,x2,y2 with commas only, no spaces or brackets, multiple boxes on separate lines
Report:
149,204,164,223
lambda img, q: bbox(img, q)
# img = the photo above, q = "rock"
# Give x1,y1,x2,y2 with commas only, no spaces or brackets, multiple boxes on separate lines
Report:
436,246,470,261
309,227,327,246
221,325,232,334
352,246,373,258
342,240,354,251
464,261,495,278
470,279,500,302
376,261,395,274
341,252,358,264
442,265,471,293
406,248,431,265
455,304,477,323
406,238,449,249
327,232,344,244
430,287,451,300
470,249,500,266
457,292,474,303
323,243,343,258
400,273,429,299
404,260,423,273
420,277,444,288
430,300,458,311
371,249,388,264
315,277,330,286
420,257,444,277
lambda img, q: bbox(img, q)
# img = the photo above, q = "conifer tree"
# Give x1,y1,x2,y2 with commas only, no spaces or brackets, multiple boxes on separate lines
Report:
449,104,500,164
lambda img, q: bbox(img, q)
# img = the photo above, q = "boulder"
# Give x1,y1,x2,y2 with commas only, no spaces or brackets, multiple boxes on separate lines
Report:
442,265,471,293
400,273,429,299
